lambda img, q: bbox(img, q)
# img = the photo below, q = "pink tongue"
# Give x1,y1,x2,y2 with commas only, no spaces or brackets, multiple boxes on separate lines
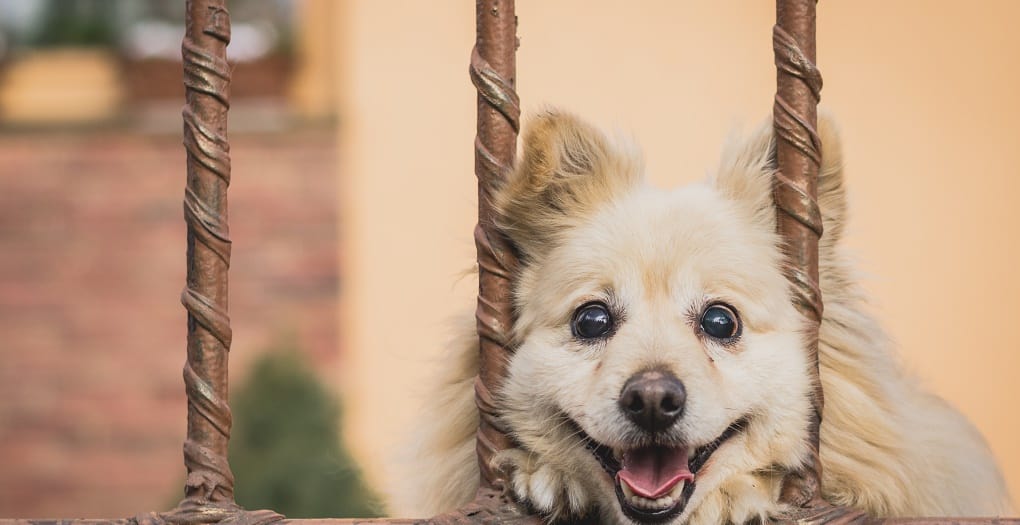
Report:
617,446,693,499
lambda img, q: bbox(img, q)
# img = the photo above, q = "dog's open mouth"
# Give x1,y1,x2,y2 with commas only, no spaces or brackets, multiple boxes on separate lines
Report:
581,417,749,523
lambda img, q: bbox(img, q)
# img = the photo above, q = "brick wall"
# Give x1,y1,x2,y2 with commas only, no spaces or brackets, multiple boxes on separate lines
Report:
0,129,339,518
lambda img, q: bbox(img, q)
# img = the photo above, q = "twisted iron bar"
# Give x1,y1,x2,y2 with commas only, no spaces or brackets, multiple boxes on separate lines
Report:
469,0,522,493
179,0,236,507
771,0,828,511
172,2,292,524
773,22,824,327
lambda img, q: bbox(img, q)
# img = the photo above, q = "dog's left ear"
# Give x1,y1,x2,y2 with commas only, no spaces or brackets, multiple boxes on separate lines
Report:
714,113,847,247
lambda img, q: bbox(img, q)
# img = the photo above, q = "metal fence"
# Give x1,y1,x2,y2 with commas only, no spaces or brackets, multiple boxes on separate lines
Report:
0,1,1015,524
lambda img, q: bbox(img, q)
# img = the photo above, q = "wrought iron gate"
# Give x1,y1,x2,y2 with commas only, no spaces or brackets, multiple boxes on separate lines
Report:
0,1,1015,524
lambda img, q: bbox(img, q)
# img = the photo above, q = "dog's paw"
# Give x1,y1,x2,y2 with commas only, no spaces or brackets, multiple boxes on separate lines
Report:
687,473,785,525
495,449,590,520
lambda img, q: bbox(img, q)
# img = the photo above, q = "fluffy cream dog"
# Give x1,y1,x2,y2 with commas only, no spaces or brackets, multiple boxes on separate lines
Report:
390,111,1012,523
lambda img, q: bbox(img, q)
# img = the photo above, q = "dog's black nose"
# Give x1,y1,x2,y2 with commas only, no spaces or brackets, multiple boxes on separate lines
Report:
618,370,686,433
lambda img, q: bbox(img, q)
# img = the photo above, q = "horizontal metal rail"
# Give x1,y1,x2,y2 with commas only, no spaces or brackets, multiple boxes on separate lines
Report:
2,515,1019,524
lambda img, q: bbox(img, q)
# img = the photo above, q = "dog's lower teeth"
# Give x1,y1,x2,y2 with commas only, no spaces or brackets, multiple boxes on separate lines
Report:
620,479,689,511
627,493,674,510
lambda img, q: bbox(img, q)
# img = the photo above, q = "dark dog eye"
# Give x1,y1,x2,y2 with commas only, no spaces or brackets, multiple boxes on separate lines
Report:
700,304,740,340
572,302,613,339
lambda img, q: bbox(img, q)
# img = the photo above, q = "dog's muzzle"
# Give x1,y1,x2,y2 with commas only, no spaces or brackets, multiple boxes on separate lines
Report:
580,416,750,523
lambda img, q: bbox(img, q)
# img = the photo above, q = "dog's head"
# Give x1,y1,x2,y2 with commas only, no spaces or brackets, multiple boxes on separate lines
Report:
495,111,843,523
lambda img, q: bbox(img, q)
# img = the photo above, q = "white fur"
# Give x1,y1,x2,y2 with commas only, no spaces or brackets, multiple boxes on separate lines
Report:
388,111,1013,523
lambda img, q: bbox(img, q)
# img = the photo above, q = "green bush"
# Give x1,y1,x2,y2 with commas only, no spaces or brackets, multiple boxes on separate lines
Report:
31,0,119,48
229,348,380,518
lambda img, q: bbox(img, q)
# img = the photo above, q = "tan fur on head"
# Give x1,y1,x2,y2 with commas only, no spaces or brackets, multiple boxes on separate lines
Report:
390,110,1013,523
495,110,643,258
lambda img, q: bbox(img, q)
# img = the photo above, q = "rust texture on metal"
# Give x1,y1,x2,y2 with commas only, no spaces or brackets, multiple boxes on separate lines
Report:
470,0,522,492
4,515,1020,525
771,0,826,510
171,1,290,524
179,0,237,507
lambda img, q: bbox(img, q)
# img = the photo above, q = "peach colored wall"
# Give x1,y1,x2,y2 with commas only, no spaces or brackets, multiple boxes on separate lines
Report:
334,1,1020,509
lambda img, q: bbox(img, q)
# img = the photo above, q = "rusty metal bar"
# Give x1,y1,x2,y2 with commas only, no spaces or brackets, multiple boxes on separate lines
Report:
167,2,286,524
771,0,826,509
3,516,1019,525
178,0,237,508
469,0,521,491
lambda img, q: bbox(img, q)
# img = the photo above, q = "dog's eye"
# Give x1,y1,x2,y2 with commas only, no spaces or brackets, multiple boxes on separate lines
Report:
700,304,740,340
572,302,613,339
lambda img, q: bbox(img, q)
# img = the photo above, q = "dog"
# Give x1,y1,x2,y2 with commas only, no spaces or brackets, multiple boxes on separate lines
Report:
389,110,1013,523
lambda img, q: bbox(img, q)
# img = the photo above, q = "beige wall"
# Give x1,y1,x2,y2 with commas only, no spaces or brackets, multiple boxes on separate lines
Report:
335,1,1020,508
289,0,338,119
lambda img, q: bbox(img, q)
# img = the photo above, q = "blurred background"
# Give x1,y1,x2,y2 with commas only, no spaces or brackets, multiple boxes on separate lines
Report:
0,0,1017,519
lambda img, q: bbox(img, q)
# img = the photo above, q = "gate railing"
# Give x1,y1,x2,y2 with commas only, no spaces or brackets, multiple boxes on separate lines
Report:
0,1,1014,524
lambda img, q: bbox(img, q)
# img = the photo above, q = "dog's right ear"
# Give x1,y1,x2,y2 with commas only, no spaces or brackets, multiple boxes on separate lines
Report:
714,114,847,248
494,110,642,258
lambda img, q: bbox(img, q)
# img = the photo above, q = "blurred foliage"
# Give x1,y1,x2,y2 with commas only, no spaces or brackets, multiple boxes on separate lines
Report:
3,0,293,56
31,0,119,48
230,347,380,518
